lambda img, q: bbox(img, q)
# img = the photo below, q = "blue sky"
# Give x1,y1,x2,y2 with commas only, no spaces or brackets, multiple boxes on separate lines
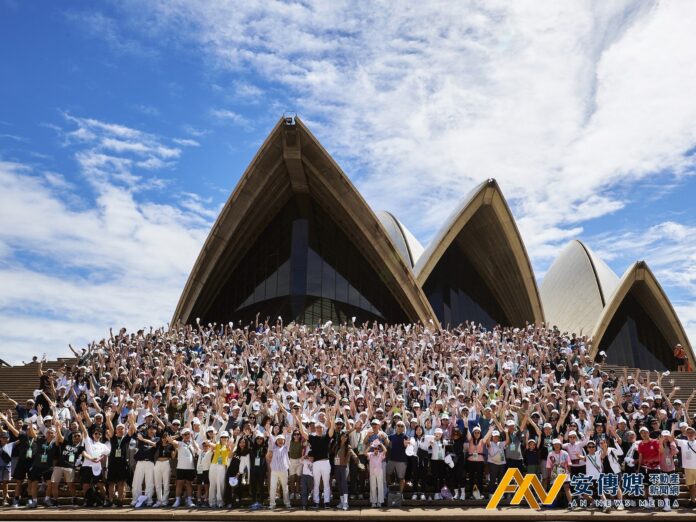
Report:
1,0,696,363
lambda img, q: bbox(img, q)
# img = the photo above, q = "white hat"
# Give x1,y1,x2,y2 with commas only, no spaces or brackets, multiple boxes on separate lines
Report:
505,420,515,426
552,438,562,445
543,423,552,429
220,431,230,438
491,430,500,437
639,426,649,433
661,430,671,437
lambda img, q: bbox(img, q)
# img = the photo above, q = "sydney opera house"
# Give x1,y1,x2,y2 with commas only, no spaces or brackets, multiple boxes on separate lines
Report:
172,116,693,371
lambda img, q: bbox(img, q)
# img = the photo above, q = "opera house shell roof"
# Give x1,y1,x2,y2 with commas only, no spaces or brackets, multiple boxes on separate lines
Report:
173,115,693,370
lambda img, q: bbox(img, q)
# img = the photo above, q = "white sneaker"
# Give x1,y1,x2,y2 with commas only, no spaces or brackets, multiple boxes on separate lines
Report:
153,501,162,508
453,490,459,500
172,498,181,508
617,503,624,511
411,493,418,500
434,493,441,500
420,493,426,501
185,497,195,508
663,502,671,512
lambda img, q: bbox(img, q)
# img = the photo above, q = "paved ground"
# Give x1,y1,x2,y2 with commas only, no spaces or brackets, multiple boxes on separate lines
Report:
0,506,692,521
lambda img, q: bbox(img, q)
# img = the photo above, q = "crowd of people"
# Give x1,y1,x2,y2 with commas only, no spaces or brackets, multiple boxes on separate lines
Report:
0,318,695,512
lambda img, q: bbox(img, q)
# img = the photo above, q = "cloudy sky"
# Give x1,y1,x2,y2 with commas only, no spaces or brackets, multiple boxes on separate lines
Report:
1,0,696,363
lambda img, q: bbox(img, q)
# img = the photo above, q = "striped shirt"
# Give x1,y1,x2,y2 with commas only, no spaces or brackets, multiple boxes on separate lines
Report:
270,442,290,472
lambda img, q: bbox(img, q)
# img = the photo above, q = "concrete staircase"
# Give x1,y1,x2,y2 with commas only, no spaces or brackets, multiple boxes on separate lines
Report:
0,358,75,416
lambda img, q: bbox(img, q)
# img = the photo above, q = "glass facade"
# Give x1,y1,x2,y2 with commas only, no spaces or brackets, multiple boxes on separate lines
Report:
599,292,675,370
423,244,510,329
201,198,408,326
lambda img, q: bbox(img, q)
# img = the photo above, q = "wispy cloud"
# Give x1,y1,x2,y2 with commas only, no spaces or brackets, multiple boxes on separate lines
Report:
210,108,252,130
0,116,214,363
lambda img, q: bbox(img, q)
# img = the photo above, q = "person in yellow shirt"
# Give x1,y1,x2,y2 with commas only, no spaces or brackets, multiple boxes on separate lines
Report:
208,432,233,509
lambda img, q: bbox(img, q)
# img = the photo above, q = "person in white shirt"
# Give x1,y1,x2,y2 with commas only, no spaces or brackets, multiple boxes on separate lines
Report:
77,415,110,503
171,428,198,508
675,426,696,507
195,440,213,506
598,435,625,511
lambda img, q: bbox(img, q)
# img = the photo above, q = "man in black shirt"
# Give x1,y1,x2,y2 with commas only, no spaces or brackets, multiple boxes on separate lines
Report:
51,427,83,505
297,409,336,509
131,424,158,507
27,426,59,508
106,410,136,507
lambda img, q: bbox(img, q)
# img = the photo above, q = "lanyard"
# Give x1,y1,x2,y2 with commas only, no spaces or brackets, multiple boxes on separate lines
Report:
587,453,600,472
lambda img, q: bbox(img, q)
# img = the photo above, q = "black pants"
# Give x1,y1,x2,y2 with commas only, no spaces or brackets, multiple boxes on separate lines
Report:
249,468,265,503
349,456,368,496
413,455,429,493
452,458,467,489
467,460,485,497
431,460,446,492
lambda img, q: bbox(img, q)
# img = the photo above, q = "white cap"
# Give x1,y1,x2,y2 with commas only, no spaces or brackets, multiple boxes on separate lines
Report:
552,438,562,445
491,430,500,437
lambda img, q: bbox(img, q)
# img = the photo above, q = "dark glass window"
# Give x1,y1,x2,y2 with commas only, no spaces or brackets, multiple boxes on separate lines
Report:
200,198,407,326
598,292,675,370
423,244,509,328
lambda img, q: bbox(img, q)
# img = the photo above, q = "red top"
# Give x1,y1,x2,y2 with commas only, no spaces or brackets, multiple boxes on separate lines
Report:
638,439,660,469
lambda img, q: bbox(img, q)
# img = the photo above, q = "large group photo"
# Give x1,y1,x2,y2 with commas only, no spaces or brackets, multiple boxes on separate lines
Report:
3,1,696,520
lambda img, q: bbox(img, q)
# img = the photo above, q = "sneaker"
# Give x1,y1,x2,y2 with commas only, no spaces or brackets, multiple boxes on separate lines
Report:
411,493,418,500
420,493,426,501
153,501,162,508
342,504,348,511
663,503,671,512
12,498,20,508
434,493,441,500
617,503,625,511
269,504,276,510
44,497,54,507
27,499,36,509
185,497,195,508
349,494,356,500
313,503,320,510
371,503,377,508
603,506,611,513
324,503,331,510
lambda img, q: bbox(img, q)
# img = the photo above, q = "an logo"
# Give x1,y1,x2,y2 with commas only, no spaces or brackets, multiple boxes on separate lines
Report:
486,468,567,509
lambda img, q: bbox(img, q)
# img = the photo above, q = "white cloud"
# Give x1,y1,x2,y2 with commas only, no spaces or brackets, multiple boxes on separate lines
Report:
210,108,252,129
0,116,212,363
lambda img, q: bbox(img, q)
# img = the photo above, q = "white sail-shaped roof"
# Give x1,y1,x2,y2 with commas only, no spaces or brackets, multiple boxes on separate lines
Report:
376,211,424,268
540,240,619,336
